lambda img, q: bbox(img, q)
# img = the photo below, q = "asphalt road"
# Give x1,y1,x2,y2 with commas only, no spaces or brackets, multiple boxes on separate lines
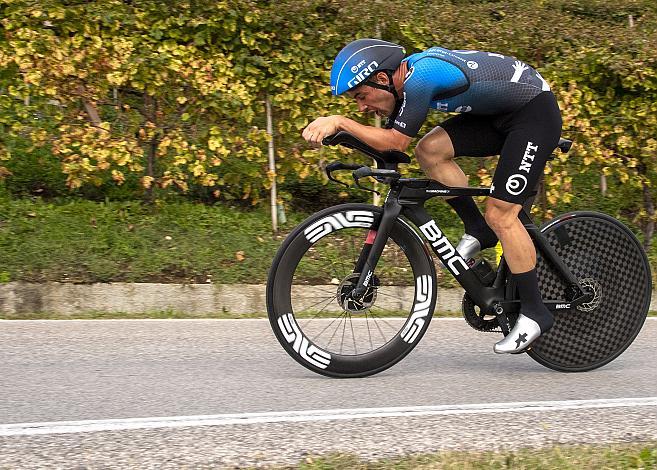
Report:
1,318,656,468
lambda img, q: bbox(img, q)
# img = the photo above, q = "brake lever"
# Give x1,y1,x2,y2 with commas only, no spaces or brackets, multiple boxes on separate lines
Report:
352,167,381,196
325,162,365,188
355,180,380,196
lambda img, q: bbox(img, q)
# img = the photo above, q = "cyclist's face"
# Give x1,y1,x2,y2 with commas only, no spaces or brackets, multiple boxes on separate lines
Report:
347,75,396,117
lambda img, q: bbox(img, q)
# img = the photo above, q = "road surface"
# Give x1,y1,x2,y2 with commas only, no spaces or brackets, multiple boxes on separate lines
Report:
1,318,656,468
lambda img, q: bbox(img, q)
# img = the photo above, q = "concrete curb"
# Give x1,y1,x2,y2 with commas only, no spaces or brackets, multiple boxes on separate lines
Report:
0,282,654,316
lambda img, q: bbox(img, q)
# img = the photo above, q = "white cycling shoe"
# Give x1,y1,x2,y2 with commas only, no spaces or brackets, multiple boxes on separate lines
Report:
494,314,542,354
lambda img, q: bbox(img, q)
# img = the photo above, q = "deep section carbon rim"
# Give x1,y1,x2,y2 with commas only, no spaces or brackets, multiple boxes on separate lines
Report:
528,212,651,371
267,204,436,378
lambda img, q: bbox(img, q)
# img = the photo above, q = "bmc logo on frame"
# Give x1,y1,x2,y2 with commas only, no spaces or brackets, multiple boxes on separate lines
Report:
419,220,470,276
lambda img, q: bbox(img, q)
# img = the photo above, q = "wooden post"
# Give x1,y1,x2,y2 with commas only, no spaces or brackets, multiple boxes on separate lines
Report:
372,23,383,206
266,95,278,233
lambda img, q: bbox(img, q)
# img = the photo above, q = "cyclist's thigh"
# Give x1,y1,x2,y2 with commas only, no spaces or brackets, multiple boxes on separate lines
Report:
415,126,455,161
438,113,506,158
491,92,562,204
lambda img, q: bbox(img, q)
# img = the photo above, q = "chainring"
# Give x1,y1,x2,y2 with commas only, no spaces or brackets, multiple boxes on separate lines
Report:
462,294,501,333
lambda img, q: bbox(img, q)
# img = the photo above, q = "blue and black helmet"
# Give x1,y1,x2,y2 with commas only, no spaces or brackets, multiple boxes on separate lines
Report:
330,39,406,96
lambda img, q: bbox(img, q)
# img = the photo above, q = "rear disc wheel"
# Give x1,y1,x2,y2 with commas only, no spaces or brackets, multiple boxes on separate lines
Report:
521,212,651,371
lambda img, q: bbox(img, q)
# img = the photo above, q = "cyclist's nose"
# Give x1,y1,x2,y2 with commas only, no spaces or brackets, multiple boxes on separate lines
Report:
358,102,368,113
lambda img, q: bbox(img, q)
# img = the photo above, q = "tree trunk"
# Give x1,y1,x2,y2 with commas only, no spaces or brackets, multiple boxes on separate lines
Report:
538,177,548,223
265,95,278,233
76,85,101,126
636,160,655,250
143,94,157,203
642,179,654,251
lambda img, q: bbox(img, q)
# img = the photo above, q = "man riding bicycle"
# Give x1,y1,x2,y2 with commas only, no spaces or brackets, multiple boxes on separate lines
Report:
302,38,562,354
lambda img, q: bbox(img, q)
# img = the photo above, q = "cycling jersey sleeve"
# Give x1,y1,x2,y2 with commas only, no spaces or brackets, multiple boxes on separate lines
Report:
391,58,468,137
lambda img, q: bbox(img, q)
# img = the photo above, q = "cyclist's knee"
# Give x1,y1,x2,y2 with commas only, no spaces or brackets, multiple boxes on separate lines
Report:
415,127,455,168
485,198,522,233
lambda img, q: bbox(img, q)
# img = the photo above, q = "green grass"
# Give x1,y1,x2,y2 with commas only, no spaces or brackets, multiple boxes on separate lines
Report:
0,198,304,284
0,197,655,291
0,197,463,287
289,443,657,469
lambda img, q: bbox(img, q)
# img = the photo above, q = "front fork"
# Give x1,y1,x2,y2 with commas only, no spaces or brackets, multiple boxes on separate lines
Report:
350,197,402,300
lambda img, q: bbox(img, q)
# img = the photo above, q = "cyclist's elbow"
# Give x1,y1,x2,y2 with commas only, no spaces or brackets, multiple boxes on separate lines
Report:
388,129,412,152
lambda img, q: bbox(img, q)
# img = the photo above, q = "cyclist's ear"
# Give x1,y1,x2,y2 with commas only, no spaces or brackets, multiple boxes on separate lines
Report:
373,71,390,85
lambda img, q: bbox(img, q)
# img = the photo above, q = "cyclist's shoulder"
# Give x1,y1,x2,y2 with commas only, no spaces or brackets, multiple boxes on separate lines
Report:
410,47,527,65
405,47,459,65
404,48,466,83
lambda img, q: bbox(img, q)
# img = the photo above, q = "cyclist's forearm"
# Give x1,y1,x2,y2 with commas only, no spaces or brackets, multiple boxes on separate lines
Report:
336,116,411,152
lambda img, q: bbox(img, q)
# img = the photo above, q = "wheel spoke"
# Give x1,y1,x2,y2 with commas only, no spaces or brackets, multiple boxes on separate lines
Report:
340,312,348,354
369,311,390,343
299,296,339,330
310,310,348,342
297,294,336,313
368,310,404,332
348,314,358,355
325,311,347,349
365,312,374,351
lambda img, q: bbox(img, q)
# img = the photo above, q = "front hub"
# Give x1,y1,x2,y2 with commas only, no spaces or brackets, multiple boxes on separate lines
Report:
337,273,379,314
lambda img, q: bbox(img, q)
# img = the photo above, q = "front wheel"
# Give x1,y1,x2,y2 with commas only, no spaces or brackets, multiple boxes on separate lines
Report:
516,211,651,371
267,203,437,378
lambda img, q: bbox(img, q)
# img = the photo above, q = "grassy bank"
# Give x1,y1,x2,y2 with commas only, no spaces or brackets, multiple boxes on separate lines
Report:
0,198,301,284
0,198,462,286
292,443,657,469
0,197,654,287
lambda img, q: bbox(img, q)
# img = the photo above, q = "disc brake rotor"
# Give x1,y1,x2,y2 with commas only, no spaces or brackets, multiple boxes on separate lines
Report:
577,278,602,312
337,273,379,314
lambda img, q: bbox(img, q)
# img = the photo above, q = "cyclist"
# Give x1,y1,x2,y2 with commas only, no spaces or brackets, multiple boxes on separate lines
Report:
302,38,562,354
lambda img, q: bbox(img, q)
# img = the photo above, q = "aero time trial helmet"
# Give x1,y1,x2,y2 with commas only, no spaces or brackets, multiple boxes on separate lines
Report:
330,38,406,96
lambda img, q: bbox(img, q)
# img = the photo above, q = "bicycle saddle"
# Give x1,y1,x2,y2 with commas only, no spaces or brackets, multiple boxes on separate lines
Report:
323,131,411,170
557,138,573,153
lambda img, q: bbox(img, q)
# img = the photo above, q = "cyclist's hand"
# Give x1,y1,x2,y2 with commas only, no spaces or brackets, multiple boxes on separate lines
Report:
302,116,341,147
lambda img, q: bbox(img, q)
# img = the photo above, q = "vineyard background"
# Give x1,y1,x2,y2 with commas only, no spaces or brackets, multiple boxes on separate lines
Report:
1,0,657,284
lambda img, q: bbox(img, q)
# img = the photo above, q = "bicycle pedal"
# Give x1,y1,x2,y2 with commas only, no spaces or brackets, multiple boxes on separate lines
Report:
510,346,531,355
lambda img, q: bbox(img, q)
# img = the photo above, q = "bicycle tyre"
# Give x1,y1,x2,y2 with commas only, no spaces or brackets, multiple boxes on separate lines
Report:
267,203,437,378
513,211,651,371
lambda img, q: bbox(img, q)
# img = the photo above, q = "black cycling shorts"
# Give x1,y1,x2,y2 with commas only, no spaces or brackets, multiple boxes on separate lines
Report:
439,91,562,204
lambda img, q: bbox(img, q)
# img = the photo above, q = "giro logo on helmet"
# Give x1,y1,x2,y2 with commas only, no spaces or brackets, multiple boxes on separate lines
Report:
351,60,367,74
347,60,379,89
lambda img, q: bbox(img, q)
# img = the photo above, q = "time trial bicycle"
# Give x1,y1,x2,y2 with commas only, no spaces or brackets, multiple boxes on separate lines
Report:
266,131,651,378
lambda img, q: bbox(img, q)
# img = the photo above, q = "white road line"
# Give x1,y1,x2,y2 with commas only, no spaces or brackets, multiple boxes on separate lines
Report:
0,318,464,322
2,397,657,437
2,317,655,323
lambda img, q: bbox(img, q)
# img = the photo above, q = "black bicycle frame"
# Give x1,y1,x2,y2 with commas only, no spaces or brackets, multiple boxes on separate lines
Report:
350,177,588,316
